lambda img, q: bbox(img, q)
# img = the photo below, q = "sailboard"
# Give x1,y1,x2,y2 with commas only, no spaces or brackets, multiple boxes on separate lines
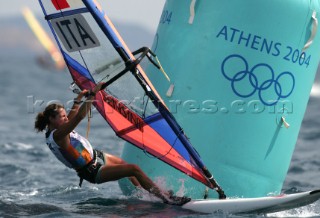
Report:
182,189,320,214
22,6,65,70
37,0,225,198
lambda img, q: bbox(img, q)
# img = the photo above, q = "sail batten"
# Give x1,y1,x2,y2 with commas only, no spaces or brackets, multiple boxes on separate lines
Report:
38,0,225,194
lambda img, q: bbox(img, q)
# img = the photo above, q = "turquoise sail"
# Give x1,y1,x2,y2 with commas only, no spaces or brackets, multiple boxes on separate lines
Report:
120,0,320,198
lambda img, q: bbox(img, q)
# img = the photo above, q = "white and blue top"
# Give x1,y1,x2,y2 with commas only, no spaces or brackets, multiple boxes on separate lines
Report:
46,130,94,169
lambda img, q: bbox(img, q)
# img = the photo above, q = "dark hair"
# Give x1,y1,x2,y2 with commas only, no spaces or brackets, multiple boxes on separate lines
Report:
34,103,64,132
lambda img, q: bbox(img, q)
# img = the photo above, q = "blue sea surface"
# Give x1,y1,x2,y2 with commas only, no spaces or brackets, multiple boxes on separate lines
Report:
1,48,320,217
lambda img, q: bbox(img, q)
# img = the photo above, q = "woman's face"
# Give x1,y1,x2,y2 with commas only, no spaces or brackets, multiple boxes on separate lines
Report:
50,108,68,127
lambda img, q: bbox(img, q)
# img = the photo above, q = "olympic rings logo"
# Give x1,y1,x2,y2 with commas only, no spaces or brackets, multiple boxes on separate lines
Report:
221,54,295,106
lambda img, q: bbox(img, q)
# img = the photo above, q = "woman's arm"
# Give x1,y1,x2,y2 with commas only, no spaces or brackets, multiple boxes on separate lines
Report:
68,90,88,120
53,83,105,144
75,83,104,121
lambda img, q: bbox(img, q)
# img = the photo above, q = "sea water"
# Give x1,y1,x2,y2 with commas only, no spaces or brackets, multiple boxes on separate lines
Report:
1,29,320,218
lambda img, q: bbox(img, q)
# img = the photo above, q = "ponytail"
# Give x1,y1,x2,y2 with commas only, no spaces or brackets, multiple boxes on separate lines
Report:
35,112,48,132
34,103,64,132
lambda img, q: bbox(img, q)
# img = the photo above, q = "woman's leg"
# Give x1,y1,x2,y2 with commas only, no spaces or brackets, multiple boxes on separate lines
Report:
96,153,191,205
103,153,140,187
97,162,169,202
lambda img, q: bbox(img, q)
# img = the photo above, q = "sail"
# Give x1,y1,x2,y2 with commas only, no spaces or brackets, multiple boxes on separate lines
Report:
22,6,65,70
38,0,223,193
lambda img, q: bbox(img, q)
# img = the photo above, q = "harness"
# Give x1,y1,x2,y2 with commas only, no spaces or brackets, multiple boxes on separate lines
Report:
77,149,104,187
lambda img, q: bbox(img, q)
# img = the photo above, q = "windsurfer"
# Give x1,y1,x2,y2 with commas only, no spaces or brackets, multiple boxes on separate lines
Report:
34,83,190,206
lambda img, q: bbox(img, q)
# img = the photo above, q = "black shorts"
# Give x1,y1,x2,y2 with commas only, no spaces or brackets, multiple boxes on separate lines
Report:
77,150,104,184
